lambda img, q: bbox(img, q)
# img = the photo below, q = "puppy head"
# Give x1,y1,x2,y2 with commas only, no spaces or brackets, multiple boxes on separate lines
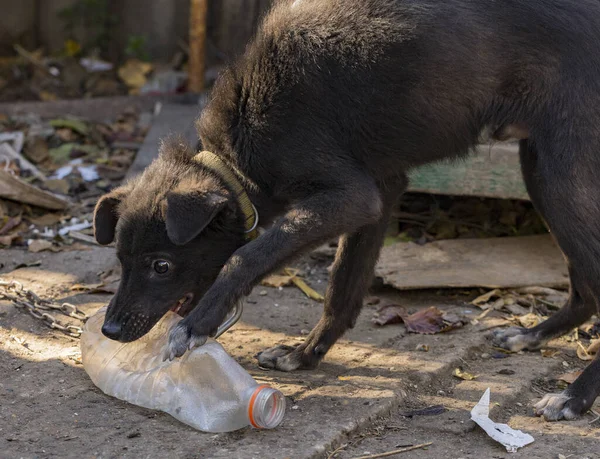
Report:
93,138,246,342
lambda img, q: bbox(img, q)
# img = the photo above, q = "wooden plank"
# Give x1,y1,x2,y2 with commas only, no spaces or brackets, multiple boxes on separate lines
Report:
127,102,204,178
408,142,529,200
0,170,69,210
0,94,199,122
375,235,569,290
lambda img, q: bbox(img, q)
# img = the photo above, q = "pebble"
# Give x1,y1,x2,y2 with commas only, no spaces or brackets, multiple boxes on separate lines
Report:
481,353,491,359
259,290,268,296
562,361,569,367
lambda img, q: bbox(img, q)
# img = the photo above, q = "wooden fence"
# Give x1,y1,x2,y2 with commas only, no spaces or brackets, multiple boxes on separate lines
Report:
0,0,273,65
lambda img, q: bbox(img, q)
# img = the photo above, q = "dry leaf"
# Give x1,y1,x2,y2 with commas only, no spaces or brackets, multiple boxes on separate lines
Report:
588,339,600,355
372,304,407,326
576,342,594,361
88,282,119,294
453,368,477,380
0,215,22,236
28,239,54,253
118,59,153,90
261,272,295,288
288,274,324,301
517,312,543,328
70,283,104,292
557,371,583,385
540,349,560,358
472,289,501,306
404,306,463,334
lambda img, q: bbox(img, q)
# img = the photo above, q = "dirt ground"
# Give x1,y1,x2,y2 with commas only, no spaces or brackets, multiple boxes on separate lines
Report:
1,244,599,459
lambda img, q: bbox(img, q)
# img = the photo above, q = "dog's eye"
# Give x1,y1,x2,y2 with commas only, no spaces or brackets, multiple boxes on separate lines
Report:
153,260,170,274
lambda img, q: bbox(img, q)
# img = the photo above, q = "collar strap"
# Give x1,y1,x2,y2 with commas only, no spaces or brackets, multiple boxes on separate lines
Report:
192,150,259,240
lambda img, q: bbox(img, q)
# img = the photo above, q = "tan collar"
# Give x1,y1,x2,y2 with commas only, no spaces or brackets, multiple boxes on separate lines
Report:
193,151,259,240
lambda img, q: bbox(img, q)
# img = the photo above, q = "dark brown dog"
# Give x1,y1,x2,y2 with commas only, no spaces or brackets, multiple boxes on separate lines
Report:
93,0,600,421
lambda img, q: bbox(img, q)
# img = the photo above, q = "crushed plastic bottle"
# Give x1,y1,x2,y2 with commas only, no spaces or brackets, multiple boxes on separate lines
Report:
80,307,286,432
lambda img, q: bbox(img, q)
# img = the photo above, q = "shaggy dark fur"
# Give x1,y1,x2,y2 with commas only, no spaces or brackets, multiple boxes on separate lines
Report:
94,0,600,422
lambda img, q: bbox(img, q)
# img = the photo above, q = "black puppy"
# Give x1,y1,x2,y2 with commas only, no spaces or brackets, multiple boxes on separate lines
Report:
93,0,600,422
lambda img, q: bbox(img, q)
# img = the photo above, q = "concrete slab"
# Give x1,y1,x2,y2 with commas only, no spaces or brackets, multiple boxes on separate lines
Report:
0,246,597,458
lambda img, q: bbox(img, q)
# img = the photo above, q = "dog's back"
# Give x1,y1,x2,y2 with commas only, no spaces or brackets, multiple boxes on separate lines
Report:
199,0,600,185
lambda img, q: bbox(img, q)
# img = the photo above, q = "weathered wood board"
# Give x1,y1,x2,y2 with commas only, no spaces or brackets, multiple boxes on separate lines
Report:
375,234,568,290
408,142,529,200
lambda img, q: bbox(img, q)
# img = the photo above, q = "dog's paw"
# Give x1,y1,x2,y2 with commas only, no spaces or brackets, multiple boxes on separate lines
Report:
489,327,540,352
163,321,208,361
533,392,582,421
256,344,320,372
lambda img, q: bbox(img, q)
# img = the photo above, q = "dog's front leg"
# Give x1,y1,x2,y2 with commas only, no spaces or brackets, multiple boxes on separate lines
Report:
258,178,407,371
164,174,385,360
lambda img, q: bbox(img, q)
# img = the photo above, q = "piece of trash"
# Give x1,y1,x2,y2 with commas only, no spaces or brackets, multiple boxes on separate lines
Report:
556,371,582,385
470,388,534,453
0,131,25,153
400,405,446,417
0,142,46,181
80,57,114,72
51,159,100,182
453,368,477,381
261,272,295,288
415,343,429,352
58,220,92,236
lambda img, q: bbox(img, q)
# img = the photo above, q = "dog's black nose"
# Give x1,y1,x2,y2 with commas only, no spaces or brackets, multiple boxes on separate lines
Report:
101,321,122,340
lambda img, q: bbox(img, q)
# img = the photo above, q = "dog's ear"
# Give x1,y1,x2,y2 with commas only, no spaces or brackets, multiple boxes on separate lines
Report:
93,187,128,245
165,190,228,245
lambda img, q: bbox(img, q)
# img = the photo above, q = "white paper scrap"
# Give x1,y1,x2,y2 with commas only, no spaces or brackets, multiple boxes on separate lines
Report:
470,388,534,453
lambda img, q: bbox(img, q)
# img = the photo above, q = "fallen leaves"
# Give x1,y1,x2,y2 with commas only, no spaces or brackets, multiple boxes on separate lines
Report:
453,367,478,380
372,305,465,334
118,59,153,92
261,268,324,302
557,371,583,385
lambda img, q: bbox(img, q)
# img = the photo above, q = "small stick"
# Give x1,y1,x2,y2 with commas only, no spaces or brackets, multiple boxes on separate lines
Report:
351,442,432,459
327,443,348,459
589,409,600,425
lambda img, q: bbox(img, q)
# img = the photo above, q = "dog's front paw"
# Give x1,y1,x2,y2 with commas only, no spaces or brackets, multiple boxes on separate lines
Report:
163,321,208,361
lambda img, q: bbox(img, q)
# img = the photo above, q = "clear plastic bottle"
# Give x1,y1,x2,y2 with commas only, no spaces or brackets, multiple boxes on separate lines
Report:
80,307,286,432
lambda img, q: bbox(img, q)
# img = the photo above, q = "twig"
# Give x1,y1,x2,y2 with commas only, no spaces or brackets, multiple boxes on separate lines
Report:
589,409,600,425
351,442,432,459
327,443,348,459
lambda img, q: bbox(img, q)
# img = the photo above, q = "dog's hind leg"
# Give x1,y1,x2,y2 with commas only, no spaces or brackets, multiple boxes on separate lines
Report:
257,178,407,371
493,138,600,420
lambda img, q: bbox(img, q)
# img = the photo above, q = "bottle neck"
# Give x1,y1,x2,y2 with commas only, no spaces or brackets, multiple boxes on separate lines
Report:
245,384,286,429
